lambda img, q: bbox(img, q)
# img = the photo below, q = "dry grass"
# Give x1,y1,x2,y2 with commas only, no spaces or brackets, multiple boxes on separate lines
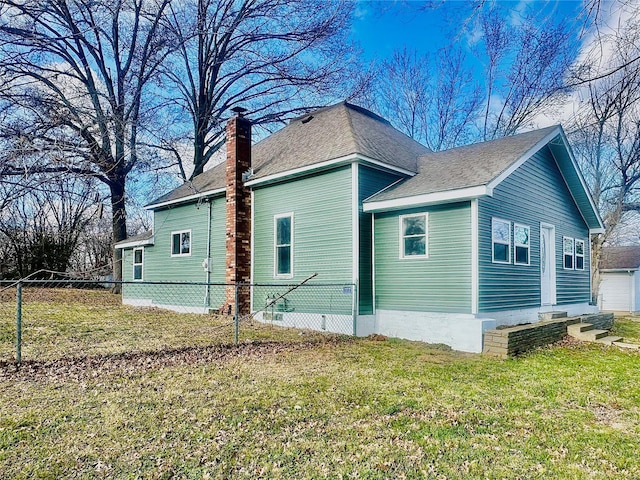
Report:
0,288,338,363
1,291,640,478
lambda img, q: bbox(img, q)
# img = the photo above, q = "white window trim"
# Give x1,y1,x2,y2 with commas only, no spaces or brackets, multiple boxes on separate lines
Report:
132,247,144,281
274,213,294,279
491,217,511,264
514,223,531,266
171,229,192,257
399,212,429,259
575,238,586,271
563,236,575,270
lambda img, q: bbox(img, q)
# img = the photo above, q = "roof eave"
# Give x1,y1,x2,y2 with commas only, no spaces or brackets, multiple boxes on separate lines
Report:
114,237,155,249
363,185,490,212
245,153,416,188
145,188,225,210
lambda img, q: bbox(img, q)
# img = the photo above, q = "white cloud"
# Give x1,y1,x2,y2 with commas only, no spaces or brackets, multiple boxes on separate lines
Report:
530,0,640,129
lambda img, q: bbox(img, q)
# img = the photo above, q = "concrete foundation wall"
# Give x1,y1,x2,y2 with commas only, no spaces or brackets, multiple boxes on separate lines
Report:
374,310,497,353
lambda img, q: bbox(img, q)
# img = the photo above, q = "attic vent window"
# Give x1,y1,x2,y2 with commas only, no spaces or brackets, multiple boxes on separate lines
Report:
301,115,313,124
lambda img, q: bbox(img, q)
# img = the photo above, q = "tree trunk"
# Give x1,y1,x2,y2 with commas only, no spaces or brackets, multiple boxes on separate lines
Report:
110,178,128,290
591,235,603,305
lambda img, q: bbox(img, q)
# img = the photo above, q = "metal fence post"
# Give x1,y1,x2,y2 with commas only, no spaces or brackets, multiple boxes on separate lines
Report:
234,283,239,344
16,281,22,365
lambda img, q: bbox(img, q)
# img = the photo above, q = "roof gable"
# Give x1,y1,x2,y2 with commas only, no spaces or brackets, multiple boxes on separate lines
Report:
364,126,559,203
363,126,604,232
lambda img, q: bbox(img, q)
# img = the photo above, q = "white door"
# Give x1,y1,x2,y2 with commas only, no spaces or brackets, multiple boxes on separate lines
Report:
600,273,633,311
540,224,556,305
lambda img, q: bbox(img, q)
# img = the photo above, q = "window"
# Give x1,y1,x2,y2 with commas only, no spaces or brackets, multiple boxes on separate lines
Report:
563,237,574,269
400,213,428,258
274,214,293,277
171,230,191,256
492,218,511,263
575,239,585,270
514,224,530,265
132,247,143,281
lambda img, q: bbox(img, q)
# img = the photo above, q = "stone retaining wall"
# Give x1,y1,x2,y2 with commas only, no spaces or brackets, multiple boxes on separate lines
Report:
483,313,615,358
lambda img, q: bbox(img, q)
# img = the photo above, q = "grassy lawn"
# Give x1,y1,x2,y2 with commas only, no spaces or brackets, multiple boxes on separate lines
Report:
1,291,640,478
0,288,329,362
610,315,640,344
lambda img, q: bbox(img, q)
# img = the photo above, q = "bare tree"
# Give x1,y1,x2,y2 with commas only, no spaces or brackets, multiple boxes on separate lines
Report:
0,175,102,278
374,46,481,151
160,0,359,179
375,3,574,149
570,32,640,300
570,0,640,87
474,5,575,140
0,0,174,282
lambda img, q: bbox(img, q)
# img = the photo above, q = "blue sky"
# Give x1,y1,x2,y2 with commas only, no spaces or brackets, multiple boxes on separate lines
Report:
350,1,585,63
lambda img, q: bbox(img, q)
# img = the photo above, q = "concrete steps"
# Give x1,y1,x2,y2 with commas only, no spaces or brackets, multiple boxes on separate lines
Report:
611,341,640,350
566,322,639,349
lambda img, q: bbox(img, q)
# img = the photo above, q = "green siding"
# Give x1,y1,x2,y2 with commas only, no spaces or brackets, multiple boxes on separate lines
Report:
374,202,472,312
122,196,227,308
358,166,403,314
252,167,353,314
478,146,591,312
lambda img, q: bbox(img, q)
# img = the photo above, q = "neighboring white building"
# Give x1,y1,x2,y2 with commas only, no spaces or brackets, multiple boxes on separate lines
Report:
599,246,640,313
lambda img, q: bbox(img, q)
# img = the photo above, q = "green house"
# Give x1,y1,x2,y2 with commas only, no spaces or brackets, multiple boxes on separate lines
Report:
116,102,604,352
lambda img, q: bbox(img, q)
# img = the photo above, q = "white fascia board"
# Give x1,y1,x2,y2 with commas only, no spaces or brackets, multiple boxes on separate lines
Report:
601,268,639,273
356,154,416,177
487,126,562,192
145,188,225,210
245,154,416,187
589,228,605,235
362,186,489,212
115,237,154,249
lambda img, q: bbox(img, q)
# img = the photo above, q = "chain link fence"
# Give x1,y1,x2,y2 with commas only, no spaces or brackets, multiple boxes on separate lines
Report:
0,279,355,364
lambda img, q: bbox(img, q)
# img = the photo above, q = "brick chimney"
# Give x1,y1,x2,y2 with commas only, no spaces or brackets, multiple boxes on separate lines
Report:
224,108,252,315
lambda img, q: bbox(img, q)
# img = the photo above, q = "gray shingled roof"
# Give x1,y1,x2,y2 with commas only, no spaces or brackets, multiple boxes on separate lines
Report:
148,102,428,207
114,230,153,247
251,102,428,179
365,125,560,202
149,162,226,206
600,246,640,270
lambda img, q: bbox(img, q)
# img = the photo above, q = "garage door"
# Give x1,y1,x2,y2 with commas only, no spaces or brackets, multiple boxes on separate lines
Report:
600,273,633,311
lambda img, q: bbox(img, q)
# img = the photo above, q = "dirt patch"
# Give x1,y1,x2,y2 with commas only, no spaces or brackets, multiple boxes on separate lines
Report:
367,334,388,341
590,403,634,431
0,337,351,383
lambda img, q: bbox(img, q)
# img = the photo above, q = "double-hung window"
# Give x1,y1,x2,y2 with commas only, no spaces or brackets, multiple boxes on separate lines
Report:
514,224,530,265
563,237,575,269
171,230,191,256
274,213,293,277
400,213,428,258
132,247,143,281
492,218,511,263
575,239,585,270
